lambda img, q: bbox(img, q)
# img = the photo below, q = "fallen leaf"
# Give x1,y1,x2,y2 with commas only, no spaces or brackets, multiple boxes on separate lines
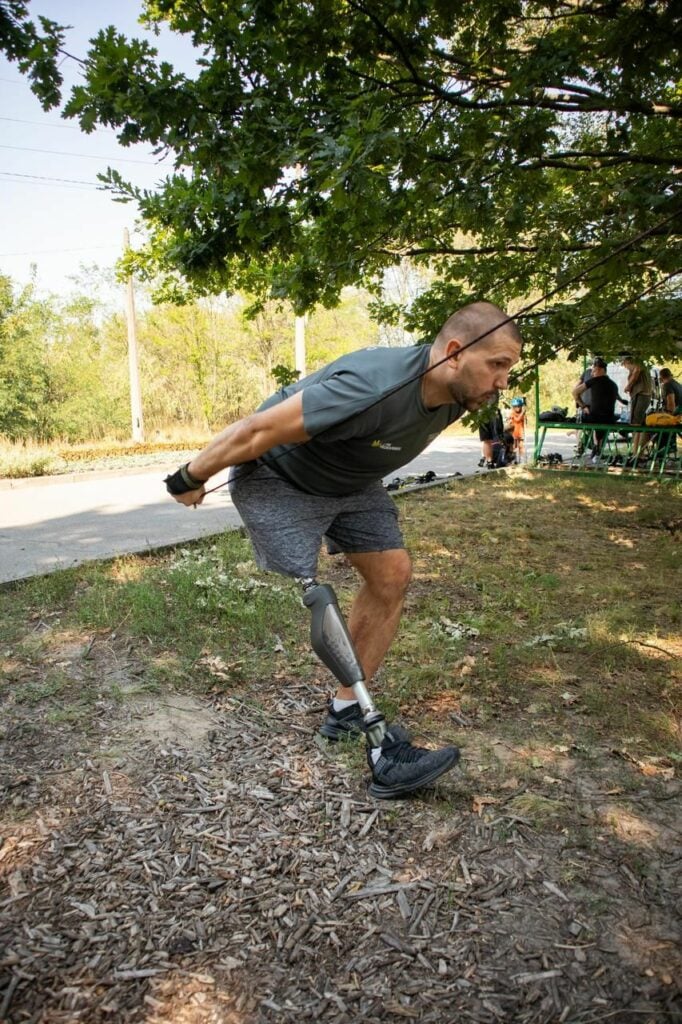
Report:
639,762,674,779
8,871,25,897
199,654,232,680
543,880,569,901
439,617,480,640
616,749,676,779
472,795,499,815
422,824,462,852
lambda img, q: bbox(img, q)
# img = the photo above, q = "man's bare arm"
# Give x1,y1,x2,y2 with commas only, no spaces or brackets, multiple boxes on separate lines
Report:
625,366,641,393
188,392,310,482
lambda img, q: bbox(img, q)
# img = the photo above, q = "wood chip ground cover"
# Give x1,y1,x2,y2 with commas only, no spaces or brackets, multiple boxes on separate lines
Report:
0,470,680,1023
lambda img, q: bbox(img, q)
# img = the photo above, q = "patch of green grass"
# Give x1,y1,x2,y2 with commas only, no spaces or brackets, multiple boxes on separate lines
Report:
392,472,681,757
581,688,678,753
14,672,68,706
0,568,94,649
145,652,190,689
78,578,170,636
325,733,368,777
2,471,680,772
108,678,161,701
13,670,101,717
67,535,307,685
507,792,568,828
13,567,85,608
45,706,88,725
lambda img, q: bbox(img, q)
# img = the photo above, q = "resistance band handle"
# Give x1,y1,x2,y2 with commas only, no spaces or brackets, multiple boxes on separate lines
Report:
164,462,207,495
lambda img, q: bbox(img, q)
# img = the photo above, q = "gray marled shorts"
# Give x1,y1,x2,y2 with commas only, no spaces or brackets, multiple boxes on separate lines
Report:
228,462,404,578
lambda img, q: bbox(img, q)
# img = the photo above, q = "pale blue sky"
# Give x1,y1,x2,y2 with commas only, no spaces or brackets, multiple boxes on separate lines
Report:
0,1,197,297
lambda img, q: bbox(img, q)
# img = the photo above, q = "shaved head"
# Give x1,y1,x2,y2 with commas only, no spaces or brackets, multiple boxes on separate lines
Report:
422,300,523,411
434,301,522,352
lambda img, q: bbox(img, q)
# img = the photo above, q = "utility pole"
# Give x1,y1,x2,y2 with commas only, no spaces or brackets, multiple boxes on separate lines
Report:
294,314,306,378
292,162,307,379
123,228,144,442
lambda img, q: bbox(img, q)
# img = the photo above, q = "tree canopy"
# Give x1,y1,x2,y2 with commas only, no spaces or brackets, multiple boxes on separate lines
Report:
4,1,682,368
0,1,65,108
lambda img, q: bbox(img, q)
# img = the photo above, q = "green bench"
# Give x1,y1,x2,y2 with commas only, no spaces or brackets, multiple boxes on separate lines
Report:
534,421,681,479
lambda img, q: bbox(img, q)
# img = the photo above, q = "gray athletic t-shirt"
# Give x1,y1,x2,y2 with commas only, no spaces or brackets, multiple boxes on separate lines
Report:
256,345,463,496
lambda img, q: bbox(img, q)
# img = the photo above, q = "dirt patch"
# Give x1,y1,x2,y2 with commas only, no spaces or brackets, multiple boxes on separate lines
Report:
130,694,222,750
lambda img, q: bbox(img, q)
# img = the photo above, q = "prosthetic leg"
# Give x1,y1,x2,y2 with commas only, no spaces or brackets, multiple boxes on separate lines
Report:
300,579,387,747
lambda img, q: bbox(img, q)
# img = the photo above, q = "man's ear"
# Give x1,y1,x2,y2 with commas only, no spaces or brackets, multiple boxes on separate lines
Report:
444,338,462,362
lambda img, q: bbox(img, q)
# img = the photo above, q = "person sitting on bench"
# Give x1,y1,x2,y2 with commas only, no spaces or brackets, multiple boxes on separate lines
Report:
572,358,628,460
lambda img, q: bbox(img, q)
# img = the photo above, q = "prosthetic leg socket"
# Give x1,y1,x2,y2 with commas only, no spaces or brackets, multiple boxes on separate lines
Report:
301,581,386,747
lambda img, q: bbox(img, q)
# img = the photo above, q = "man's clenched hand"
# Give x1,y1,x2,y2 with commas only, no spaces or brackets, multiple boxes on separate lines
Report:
172,485,206,507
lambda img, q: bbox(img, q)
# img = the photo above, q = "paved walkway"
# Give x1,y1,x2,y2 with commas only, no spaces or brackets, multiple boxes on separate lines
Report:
0,432,577,583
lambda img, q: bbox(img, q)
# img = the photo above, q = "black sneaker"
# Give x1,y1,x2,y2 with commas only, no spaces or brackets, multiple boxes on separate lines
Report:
368,725,459,799
319,700,366,741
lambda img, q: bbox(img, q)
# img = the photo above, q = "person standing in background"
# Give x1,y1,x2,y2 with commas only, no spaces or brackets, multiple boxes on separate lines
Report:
621,354,653,457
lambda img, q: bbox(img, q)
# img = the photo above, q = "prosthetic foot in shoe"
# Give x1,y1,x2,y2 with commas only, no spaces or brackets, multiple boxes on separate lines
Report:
319,700,366,741
368,725,459,799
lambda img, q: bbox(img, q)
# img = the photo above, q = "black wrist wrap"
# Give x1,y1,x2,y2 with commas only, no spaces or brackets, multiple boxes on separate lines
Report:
164,463,206,495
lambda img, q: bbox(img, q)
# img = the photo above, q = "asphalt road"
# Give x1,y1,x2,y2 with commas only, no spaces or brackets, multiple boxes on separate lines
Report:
0,431,577,583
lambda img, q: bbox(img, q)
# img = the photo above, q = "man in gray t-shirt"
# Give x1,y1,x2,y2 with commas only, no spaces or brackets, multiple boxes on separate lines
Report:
257,342,464,495
166,301,523,798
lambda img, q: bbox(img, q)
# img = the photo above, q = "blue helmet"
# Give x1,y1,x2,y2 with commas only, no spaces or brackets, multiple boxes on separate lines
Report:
510,397,525,407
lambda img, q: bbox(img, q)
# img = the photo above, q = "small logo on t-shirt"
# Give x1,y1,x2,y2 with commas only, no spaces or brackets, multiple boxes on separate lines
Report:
371,439,402,451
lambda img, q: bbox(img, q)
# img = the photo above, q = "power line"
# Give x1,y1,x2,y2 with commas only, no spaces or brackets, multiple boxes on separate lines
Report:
0,115,117,135
0,143,168,166
0,180,98,192
512,269,682,387
0,171,99,188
